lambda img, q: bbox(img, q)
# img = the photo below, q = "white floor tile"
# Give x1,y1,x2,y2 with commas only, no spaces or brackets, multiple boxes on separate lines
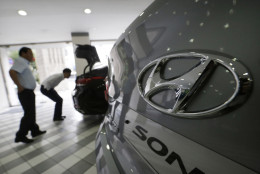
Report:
44,146,63,157
74,146,93,159
0,144,13,153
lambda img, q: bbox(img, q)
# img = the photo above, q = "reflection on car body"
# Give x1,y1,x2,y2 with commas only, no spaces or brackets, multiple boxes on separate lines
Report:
95,0,260,173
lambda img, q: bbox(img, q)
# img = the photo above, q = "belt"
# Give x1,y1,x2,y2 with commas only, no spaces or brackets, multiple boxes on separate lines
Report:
24,88,34,91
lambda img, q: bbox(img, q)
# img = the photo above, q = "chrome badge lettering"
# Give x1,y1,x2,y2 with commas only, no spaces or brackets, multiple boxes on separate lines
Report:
133,125,204,174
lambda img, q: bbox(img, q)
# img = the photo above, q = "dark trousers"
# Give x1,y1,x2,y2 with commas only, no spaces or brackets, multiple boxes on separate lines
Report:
17,89,40,138
40,85,63,119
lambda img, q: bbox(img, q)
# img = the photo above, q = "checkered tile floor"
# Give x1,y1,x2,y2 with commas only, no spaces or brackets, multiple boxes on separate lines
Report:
0,91,103,174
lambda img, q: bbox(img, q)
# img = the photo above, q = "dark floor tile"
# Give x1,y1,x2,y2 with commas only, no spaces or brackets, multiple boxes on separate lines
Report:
0,164,6,174
23,168,39,174
62,170,73,174
83,151,96,165
66,144,84,154
33,158,57,173
2,157,25,171
51,144,82,162
22,143,54,161
51,150,71,162
68,160,93,174
13,145,31,153
51,133,77,146
77,132,97,146
22,149,44,161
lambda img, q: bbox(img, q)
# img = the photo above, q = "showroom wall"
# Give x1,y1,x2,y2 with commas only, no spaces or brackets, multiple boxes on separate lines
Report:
0,48,10,110
71,32,91,75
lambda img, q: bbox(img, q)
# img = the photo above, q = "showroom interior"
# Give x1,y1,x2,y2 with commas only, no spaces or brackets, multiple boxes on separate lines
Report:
0,0,153,173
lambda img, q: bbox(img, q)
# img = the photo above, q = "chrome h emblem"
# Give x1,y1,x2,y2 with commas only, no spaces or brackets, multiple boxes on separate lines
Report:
137,52,253,118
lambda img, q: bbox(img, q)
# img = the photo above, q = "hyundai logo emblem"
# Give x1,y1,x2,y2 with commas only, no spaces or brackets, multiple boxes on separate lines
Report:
137,52,253,118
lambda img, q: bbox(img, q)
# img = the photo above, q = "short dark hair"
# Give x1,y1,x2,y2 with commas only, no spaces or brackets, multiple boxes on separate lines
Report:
19,47,31,56
63,68,71,73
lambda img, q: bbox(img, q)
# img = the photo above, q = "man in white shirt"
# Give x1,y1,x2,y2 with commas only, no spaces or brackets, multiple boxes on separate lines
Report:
9,47,46,144
40,68,71,121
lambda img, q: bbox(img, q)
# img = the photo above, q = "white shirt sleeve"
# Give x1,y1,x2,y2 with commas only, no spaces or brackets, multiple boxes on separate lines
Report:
11,58,26,73
42,73,64,90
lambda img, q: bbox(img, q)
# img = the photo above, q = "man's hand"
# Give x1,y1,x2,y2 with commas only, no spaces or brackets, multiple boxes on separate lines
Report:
17,85,24,93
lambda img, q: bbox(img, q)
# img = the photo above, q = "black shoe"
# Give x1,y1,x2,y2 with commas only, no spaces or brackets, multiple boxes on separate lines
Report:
31,130,47,137
53,116,66,121
15,136,34,144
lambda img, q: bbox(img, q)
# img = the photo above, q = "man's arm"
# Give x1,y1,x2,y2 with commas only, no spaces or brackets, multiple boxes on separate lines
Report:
9,69,24,93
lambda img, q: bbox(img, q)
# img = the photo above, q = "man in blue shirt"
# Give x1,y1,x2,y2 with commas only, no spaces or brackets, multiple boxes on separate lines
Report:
9,47,46,144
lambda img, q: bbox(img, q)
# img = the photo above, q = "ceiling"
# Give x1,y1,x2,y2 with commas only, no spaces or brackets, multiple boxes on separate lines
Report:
0,0,154,46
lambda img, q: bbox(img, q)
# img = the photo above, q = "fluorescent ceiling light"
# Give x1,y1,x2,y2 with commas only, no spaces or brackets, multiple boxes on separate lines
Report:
18,10,27,16
84,9,92,14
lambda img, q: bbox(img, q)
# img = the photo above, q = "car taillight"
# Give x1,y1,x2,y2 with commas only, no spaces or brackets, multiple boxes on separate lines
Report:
76,78,92,85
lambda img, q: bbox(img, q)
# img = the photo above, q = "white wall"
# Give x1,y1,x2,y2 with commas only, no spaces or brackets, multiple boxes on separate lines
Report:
71,33,90,76
91,41,115,66
0,48,11,110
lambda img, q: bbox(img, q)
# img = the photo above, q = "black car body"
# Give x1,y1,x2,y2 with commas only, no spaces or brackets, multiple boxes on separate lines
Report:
95,0,260,173
72,45,108,115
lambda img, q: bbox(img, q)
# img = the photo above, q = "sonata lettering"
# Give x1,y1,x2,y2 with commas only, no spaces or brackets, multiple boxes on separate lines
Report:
133,125,204,174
